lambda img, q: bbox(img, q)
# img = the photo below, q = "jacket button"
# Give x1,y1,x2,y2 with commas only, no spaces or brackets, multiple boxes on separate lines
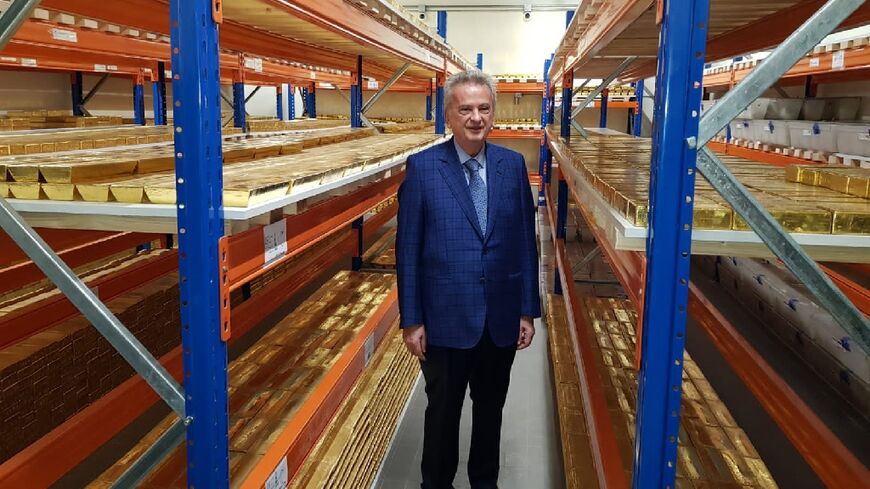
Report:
479,276,485,283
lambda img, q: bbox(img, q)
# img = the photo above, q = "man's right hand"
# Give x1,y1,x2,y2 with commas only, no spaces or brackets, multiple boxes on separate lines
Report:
403,324,427,361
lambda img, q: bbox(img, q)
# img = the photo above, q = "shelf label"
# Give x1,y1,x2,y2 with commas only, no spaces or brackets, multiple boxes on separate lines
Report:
318,82,332,88
367,80,379,90
364,332,375,366
832,50,845,70
21,58,37,67
809,57,820,68
51,28,78,43
107,65,118,71
309,71,316,79
94,64,107,72
263,220,287,265
0,56,17,63
265,456,288,489
244,57,263,73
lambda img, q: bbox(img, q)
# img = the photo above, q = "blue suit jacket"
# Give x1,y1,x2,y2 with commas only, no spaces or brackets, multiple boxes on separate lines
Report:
396,138,541,349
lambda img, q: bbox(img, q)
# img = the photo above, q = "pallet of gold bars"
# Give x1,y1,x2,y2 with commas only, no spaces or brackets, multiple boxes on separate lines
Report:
548,128,870,262
86,271,396,488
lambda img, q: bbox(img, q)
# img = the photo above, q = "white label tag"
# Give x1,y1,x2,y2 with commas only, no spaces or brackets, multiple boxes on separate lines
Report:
364,333,375,366
51,28,78,43
832,50,845,70
802,129,813,136
309,71,316,79
107,65,118,71
21,58,37,67
94,64,107,72
809,58,820,68
0,56,16,63
244,57,263,73
265,457,288,489
318,82,332,88
367,80,379,90
263,220,287,265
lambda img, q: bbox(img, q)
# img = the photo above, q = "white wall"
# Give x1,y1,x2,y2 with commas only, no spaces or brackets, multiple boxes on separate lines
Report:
420,10,568,76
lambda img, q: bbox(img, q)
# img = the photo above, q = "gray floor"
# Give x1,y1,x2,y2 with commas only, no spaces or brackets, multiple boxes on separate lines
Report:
375,211,565,489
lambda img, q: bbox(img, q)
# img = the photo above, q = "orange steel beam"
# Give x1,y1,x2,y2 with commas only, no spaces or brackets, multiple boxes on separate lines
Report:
549,130,870,487
259,0,445,73
226,172,403,287
708,140,821,168
0,250,178,350
0,231,159,296
0,228,115,267
688,283,870,488
363,201,398,240
242,286,400,488
0,231,359,489
705,44,870,88
489,128,544,139
624,2,870,81
545,181,630,489
496,81,544,94
8,20,166,60
819,264,870,317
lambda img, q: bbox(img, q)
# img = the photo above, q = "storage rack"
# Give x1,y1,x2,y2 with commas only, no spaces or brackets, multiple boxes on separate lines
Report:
0,1,474,487
541,1,870,489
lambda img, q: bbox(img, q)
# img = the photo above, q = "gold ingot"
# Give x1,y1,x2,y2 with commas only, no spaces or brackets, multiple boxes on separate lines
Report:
734,207,832,233
41,183,76,201
827,203,870,234
144,185,177,205
693,205,733,230
847,175,869,199
0,145,9,156
136,155,175,174
0,182,8,198
783,165,804,182
40,160,138,183
627,200,648,227
820,171,851,195
7,164,39,182
110,184,147,203
798,167,822,186
76,183,113,202
7,182,41,199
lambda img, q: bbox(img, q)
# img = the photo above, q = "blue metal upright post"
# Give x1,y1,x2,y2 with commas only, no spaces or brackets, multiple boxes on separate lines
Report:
351,55,363,128
435,73,445,134
437,11,447,39
133,73,146,126
634,79,644,137
554,174,568,294
276,85,284,120
307,83,317,119
599,87,609,128
71,72,84,116
232,80,246,131
566,9,574,27
560,71,572,140
539,56,553,207
633,0,709,488
151,73,165,126
476,53,483,70
288,84,295,120
301,87,309,117
169,0,229,487
157,61,167,124
425,80,433,121
351,217,364,271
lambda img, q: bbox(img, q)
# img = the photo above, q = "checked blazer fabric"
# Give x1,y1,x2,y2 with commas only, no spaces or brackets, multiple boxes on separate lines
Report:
396,138,541,349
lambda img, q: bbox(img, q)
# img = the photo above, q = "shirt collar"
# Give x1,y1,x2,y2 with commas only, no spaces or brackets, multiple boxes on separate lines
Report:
453,139,486,168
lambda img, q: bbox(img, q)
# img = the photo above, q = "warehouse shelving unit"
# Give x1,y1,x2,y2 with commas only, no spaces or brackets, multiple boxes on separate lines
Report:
0,1,472,487
542,1,870,489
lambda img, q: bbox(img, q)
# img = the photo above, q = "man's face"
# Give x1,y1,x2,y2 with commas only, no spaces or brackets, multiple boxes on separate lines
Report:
445,83,494,154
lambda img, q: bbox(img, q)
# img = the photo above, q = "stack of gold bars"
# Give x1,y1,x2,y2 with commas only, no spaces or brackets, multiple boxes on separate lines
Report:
548,294,778,488
290,324,417,489
245,118,348,132
0,126,174,156
1,127,440,207
1,110,124,130
87,271,395,488
785,164,870,199
375,120,434,134
556,132,870,235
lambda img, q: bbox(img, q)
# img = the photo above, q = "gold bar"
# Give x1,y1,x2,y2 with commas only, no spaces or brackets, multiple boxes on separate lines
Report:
733,207,832,234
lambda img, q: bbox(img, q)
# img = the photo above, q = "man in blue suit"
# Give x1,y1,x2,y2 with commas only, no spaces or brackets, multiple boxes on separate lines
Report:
396,70,541,489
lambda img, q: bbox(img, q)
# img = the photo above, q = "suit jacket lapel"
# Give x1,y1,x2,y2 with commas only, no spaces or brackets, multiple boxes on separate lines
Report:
484,144,505,243
437,139,485,239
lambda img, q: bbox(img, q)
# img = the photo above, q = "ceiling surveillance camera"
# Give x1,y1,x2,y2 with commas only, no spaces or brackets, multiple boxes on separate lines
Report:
523,4,532,21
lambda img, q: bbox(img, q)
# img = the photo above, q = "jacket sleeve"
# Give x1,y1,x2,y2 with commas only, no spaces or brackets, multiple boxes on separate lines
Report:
518,156,542,318
396,154,425,328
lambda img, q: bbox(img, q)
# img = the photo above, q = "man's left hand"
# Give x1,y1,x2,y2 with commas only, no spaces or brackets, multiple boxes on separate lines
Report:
517,316,535,350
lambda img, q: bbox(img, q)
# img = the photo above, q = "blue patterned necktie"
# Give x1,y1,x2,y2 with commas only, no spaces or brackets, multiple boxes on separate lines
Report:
463,158,487,232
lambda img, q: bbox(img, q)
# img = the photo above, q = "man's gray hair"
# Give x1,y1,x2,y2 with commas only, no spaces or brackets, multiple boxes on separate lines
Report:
444,69,497,114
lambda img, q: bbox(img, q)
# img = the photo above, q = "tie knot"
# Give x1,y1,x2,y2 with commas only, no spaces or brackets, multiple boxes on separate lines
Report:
463,158,481,173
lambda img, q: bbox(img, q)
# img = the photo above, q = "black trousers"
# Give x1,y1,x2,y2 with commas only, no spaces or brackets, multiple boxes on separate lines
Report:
420,329,517,489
